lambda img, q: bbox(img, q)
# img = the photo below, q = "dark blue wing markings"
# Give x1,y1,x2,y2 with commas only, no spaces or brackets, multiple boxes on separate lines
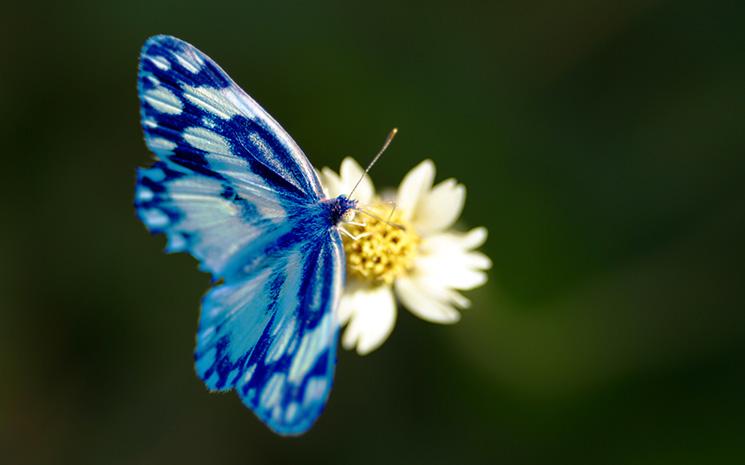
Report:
138,35,323,201
229,115,319,198
228,115,314,199
202,203,328,281
194,244,306,392
219,185,259,221
135,159,310,276
192,216,331,383
257,202,335,259
234,237,342,434
136,35,345,435
141,35,231,90
244,240,324,371
196,269,286,391
135,162,186,232
138,68,226,183
138,81,311,200
192,232,343,435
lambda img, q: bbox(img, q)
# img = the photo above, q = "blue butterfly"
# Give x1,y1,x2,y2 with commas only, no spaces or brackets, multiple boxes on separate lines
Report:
134,35,359,435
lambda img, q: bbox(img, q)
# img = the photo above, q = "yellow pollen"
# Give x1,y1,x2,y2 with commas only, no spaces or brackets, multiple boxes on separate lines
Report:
342,203,420,285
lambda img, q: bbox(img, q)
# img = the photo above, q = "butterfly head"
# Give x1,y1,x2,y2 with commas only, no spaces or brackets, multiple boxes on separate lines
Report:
329,195,358,225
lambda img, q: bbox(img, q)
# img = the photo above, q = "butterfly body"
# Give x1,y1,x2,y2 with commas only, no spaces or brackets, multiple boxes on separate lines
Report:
135,35,352,435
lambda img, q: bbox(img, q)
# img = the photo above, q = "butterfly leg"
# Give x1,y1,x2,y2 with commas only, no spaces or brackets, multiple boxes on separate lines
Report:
338,226,371,241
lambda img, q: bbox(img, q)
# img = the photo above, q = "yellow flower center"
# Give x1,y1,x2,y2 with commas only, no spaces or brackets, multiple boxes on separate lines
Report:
342,203,420,285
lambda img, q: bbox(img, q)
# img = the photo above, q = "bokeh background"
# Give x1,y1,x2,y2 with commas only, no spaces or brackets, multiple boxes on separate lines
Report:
3,1,745,464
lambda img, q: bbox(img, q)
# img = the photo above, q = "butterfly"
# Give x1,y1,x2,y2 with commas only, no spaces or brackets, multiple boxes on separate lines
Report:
134,35,360,435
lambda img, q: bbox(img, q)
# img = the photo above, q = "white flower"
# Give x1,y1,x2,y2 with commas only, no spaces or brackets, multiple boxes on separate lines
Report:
321,158,492,355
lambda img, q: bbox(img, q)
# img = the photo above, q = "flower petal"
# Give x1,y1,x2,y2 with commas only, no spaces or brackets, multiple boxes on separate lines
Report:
340,157,374,204
412,178,466,235
415,227,492,290
336,280,361,325
339,283,397,355
320,157,375,204
395,275,461,324
460,226,489,249
320,167,344,198
396,160,435,222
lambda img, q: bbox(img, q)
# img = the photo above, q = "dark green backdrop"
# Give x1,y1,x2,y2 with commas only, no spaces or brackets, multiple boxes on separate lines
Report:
3,1,745,464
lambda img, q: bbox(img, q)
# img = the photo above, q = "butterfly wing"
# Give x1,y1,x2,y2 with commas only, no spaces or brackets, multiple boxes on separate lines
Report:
196,230,344,435
138,34,324,204
135,35,344,434
136,34,329,280
135,160,297,279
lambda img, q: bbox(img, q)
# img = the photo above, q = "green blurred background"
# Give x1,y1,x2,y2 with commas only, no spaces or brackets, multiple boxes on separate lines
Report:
3,1,745,464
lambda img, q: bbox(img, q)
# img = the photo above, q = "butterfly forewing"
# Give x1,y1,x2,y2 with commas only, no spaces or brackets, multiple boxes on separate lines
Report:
138,34,323,201
135,35,343,435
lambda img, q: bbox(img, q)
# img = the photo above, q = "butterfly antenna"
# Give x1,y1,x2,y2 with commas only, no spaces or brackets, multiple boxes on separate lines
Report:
348,128,398,200
386,201,398,223
355,207,405,230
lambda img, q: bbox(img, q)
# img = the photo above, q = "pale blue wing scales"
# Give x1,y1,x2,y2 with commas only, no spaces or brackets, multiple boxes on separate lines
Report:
135,35,348,436
135,36,332,280
195,233,344,435
135,161,296,279
138,35,324,200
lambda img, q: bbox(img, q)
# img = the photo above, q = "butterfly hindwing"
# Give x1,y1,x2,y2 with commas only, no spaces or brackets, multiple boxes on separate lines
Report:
135,35,346,435
195,233,344,435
